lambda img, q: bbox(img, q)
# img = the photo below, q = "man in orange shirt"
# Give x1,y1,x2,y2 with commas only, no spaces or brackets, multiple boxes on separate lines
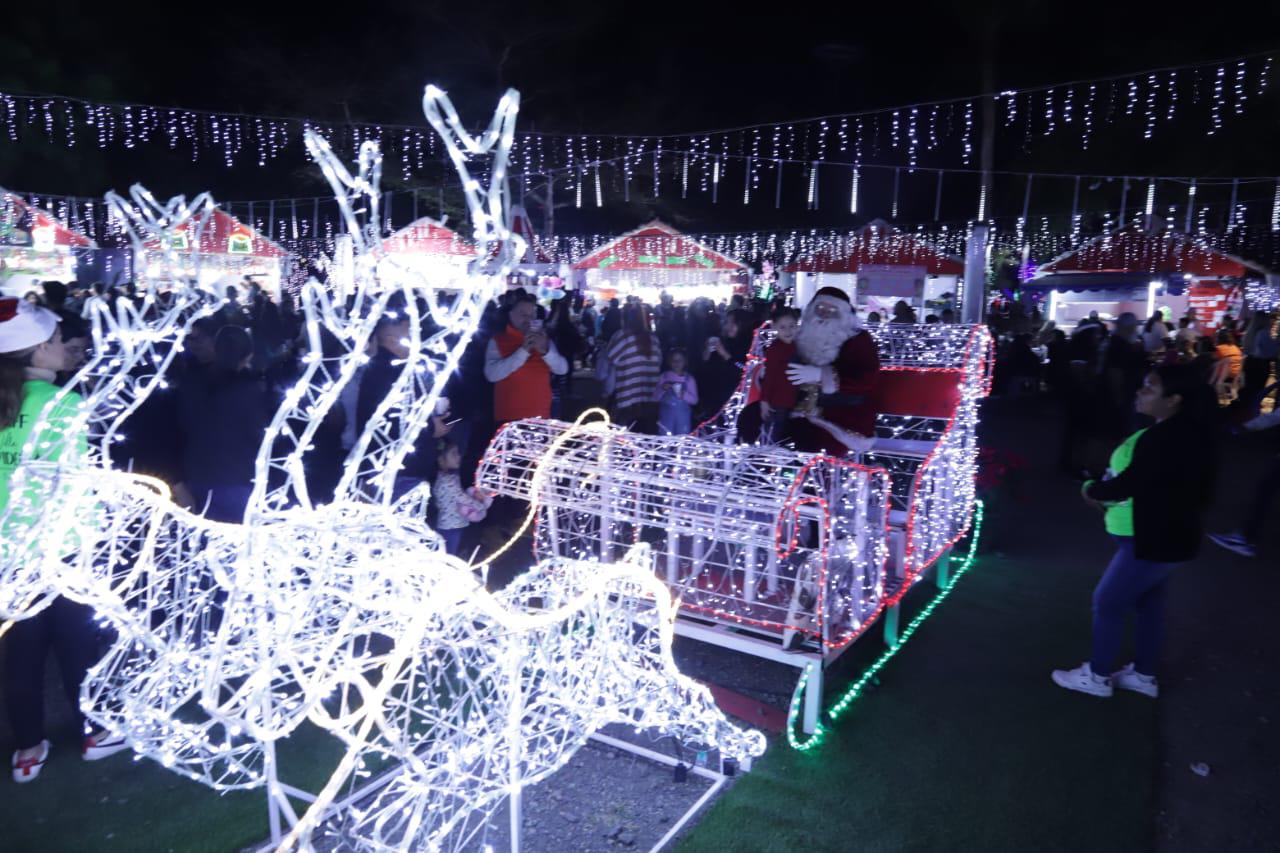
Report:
484,292,569,424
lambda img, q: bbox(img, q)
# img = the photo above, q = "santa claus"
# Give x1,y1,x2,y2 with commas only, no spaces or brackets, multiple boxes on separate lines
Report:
785,286,880,455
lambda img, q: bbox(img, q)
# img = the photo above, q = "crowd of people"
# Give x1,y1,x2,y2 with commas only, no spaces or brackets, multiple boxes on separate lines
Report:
2,270,1276,782
981,300,1278,697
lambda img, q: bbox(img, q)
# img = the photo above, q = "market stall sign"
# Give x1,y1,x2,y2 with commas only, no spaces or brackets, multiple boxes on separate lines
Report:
228,228,253,255
597,254,619,269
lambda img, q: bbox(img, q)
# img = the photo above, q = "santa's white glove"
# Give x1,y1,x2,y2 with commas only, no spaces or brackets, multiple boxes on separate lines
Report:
787,364,823,386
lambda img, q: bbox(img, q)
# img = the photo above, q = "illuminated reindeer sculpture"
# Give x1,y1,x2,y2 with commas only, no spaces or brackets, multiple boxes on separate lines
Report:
0,85,764,852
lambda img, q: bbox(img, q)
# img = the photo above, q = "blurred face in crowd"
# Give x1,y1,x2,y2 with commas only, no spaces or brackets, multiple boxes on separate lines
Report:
669,351,687,375
62,334,90,370
774,313,798,344
185,326,217,365
439,444,462,472
30,325,76,374
378,319,412,359
508,300,537,334
722,314,740,339
1135,371,1180,421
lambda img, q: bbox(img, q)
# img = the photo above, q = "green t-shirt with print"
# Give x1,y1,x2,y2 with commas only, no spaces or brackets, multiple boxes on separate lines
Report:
1100,428,1147,537
0,379,83,515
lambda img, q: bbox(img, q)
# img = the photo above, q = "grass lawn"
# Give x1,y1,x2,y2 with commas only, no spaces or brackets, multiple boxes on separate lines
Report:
681,555,1156,852
681,405,1158,852
0,398,1165,851
0,719,345,853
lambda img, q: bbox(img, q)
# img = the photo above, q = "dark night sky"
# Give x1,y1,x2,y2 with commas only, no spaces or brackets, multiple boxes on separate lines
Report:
2,1,1279,233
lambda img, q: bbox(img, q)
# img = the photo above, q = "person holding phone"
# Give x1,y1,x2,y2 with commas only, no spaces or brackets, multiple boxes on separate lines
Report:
484,292,568,426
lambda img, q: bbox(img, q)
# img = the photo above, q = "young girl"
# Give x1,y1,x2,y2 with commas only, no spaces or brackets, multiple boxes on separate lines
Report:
655,348,698,436
758,308,800,443
433,438,491,557
0,298,128,782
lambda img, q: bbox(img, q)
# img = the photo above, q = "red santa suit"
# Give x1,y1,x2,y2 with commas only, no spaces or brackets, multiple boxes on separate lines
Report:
788,288,880,455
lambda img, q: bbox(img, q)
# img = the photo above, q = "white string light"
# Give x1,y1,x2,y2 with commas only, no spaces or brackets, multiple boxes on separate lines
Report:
0,83,765,853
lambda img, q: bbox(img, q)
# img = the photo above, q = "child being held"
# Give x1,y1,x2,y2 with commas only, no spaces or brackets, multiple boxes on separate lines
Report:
433,438,492,557
758,307,800,443
654,348,699,435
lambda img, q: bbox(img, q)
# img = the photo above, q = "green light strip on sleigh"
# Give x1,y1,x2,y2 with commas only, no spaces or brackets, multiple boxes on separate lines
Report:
786,499,985,752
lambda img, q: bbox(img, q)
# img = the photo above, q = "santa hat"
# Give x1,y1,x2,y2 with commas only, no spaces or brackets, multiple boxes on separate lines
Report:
813,286,852,305
0,297,60,354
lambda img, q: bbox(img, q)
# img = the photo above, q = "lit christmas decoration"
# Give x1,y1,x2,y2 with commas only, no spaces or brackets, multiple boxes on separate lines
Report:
787,500,985,752
478,323,992,732
0,84,765,851
0,51,1270,192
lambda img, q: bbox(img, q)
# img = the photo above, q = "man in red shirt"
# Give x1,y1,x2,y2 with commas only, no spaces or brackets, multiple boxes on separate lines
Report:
484,292,569,424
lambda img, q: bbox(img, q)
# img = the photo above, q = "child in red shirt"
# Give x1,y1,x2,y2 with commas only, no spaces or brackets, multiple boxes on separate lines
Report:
759,308,800,443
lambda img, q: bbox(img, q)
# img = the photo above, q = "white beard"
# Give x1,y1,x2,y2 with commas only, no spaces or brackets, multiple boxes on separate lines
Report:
796,313,855,366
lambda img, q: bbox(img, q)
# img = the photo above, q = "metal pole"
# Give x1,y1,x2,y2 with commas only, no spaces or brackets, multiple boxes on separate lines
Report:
962,224,989,323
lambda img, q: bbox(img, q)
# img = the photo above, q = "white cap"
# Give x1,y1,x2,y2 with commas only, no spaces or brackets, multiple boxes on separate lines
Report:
0,297,60,354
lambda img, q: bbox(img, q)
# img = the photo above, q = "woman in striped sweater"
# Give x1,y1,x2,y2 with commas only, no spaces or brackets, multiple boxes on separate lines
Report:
606,304,662,433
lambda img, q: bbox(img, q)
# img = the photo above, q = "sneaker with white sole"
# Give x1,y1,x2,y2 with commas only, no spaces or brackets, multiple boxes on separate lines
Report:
1113,663,1159,698
1052,662,1113,697
82,729,129,761
12,740,50,783
1208,532,1257,558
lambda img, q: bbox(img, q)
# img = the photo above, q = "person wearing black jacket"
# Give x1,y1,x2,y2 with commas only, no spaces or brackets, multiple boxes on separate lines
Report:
355,308,452,501
1053,364,1215,699
176,325,275,523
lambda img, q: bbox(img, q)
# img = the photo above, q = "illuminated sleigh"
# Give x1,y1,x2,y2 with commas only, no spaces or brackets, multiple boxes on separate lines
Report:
478,322,991,731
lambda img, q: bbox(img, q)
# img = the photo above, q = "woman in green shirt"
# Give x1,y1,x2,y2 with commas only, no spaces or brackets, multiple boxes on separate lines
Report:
0,297,128,782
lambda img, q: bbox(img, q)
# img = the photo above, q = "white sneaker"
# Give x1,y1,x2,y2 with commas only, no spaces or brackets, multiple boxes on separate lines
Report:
1052,662,1113,697
1113,663,1159,698
82,729,130,761
12,740,50,783
1208,532,1256,558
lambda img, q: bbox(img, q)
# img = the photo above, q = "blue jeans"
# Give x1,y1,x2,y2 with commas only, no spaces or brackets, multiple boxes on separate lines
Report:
658,396,692,436
439,527,464,556
1091,536,1180,677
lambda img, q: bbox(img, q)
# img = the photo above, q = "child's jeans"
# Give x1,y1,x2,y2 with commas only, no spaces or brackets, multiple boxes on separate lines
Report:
440,527,465,557
658,396,692,436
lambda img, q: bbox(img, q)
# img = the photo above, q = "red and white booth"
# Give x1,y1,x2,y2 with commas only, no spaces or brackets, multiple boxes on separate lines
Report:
572,220,748,305
0,189,96,289
141,207,289,295
379,217,476,291
785,220,964,318
1030,225,1269,332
